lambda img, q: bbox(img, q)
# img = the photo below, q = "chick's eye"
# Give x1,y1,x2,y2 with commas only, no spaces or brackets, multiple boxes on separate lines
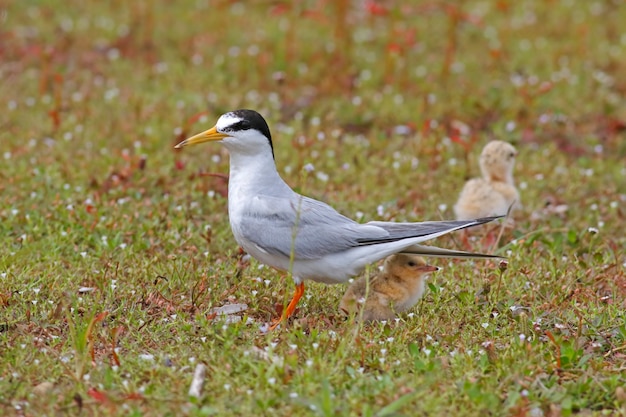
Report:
509,152,516,158
407,261,416,267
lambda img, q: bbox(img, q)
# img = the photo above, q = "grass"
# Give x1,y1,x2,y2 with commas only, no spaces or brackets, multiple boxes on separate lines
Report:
1,0,625,415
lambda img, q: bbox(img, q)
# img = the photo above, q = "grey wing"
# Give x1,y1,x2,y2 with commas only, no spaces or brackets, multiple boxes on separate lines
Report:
360,216,502,245
237,194,389,259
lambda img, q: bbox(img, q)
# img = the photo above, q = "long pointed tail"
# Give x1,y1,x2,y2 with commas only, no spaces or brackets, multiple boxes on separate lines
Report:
401,244,504,259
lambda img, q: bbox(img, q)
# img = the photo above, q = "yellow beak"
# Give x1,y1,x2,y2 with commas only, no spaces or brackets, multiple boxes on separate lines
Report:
174,126,228,148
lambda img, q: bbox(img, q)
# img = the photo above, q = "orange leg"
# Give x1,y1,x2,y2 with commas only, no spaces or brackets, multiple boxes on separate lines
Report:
269,282,305,330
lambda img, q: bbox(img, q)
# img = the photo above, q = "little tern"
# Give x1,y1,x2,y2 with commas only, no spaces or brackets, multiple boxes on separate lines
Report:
454,140,520,220
175,109,502,329
340,254,439,322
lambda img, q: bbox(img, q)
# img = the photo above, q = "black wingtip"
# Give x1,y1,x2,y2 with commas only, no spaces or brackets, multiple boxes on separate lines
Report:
474,215,506,224
454,215,504,232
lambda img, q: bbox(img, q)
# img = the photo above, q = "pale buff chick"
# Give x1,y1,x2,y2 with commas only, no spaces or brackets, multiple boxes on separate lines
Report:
454,140,520,220
339,254,440,322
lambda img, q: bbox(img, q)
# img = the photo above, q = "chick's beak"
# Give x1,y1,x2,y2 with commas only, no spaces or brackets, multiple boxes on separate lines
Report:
175,125,228,148
418,265,440,273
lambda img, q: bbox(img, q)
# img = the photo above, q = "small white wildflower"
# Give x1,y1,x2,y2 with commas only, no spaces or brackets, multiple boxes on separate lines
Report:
303,163,315,172
316,172,329,182
481,322,489,329
394,125,411,135
506,121,516,132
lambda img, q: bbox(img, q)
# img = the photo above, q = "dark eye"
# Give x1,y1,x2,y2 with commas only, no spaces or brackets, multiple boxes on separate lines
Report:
227,120,250,132
509,152,516,158
407,261,416,267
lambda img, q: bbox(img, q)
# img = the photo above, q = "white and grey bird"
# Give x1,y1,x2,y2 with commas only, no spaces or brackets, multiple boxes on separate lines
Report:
175,109,502,329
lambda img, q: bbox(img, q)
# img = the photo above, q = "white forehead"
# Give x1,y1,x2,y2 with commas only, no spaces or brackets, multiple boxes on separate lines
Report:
216,113,242,130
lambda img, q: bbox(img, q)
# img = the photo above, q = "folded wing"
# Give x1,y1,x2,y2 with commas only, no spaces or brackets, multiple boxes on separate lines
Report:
238,194,502,260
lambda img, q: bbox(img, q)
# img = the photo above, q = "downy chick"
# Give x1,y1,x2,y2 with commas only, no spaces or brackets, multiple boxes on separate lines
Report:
340,254,439,322
454,140,520,220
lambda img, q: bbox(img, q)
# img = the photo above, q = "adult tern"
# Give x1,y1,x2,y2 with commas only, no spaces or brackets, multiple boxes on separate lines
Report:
175,109,502,329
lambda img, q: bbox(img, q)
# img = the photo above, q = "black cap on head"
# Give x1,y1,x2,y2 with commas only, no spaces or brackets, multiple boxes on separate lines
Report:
225,109,274,158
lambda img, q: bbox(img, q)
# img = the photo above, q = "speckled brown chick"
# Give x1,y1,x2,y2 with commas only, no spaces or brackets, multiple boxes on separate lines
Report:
454,140,520,220
339,254,439,322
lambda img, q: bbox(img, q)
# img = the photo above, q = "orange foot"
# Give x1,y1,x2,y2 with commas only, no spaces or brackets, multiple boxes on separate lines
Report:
269,282,305,330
